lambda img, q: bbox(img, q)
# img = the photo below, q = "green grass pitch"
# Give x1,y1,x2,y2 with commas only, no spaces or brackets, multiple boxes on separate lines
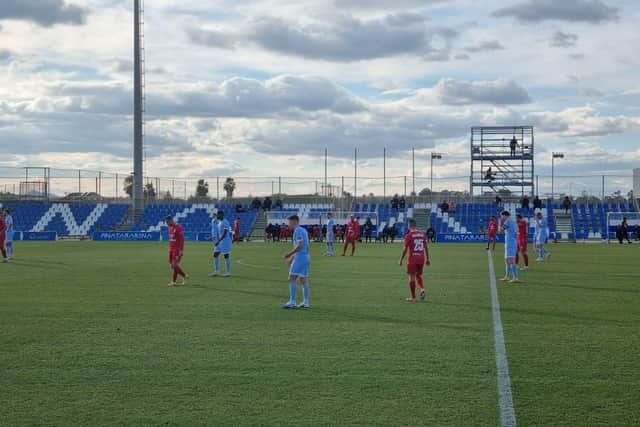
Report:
1,241,639,426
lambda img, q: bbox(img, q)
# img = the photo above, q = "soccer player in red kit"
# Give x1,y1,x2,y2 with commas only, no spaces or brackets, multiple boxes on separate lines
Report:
233,218,241,243
342,216,358,256
0,211,7,262
515,213,529,270
166,215,188,286
486,215,498,250
399,219,431,302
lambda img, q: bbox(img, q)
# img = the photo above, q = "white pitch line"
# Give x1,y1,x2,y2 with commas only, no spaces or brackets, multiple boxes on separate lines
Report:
488,250,517,427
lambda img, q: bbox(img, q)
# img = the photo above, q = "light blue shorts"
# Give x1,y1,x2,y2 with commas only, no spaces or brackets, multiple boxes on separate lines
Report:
505,241,517,259
215,238,232,255
536,234,548,245
326,233,334,243
289,254,310,278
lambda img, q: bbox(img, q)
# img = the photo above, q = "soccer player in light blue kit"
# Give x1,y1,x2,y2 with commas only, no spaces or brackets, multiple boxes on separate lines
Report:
282,214,311,309
325,212,335,256
210,210,232,276
3,208,14,259
500,210,520,283
534,211,551,262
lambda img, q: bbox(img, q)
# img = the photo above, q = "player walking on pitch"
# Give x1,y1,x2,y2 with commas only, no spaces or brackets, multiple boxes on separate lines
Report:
399,219,431,302
211,210,232,276
325,212,335,256
3,208,14,259
0,210,8,263
486,215,498,250
534,211,550,262
342,216,358,256
166,216,188,286
282,215,311,309
499,210,520,283
515,213,529,270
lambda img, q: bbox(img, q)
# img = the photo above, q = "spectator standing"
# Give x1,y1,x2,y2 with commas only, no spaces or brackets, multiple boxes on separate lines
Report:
563,196,572,214
533,196,542,210
426,225,436,243
509,136,518,157
521,196,530,209
495,195,502,208
364,216,373,243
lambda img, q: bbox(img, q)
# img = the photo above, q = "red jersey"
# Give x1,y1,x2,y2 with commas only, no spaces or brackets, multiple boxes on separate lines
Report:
346,221,357,239
168,224,184,251
354,221,361,237
487,219,498,236
234,219,240,234
404,230,427,265
517,219,528,241
0,216,5,239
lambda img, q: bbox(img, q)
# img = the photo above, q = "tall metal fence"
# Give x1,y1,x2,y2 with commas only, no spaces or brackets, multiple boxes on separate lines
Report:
0,166,634,203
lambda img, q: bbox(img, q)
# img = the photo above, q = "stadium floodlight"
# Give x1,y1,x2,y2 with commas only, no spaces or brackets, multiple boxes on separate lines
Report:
430,152,443,196
551,152,565,201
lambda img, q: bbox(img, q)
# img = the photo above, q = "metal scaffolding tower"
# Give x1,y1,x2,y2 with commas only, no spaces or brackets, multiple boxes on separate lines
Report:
470,126,535,197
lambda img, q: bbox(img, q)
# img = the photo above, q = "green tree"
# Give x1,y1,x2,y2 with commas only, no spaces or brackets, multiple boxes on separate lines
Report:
196,179,209,198
124,175,133,198
144,182,156,200
223,178,236,198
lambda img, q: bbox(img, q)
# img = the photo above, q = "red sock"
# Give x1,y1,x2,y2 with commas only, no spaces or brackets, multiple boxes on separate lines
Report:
172,268,178,282
417,276,424,290
409,281,416,299
175,266,186,278
343,243,348,255
351,244,356,256
523,253,529,266
515,253,519,265
0,248,6,258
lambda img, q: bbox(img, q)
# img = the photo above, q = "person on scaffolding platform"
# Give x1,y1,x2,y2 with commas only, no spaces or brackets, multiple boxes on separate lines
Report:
509,136,518,157
485,167,495,182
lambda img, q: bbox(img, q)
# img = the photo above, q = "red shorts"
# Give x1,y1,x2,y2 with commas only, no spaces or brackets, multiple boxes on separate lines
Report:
346,237,357,244
488,233,497,239
407,262,424,276
518,240,527,251
168,249,182,264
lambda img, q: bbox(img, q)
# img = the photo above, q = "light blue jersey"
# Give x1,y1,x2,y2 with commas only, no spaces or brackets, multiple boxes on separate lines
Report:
326,218,335,243
502,217,518,258
5,214,13,242
211,217,232,254
290,226,310,277
536,217,548,243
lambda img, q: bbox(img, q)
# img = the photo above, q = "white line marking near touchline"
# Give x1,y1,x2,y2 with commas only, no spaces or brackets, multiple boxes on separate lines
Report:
488,251,517,427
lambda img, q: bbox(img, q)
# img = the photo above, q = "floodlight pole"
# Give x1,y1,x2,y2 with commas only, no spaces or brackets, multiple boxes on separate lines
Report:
132,0,144,212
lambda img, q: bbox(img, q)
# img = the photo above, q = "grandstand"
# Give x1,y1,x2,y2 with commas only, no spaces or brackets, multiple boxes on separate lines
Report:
1,198,638,241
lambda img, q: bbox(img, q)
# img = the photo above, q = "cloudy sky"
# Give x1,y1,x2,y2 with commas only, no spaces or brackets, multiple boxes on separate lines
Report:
1,0,639,196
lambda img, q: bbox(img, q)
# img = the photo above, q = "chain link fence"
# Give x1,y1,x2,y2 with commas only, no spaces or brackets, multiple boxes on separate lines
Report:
0,166,635,204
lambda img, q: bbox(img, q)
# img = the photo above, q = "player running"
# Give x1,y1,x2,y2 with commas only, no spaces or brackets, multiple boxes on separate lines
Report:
3,209,14,259
399,219,431,302
0,210,7,263
515,213,529,270
211,210,232,276
342,216,358,256
534,211,550,262
166,215,188,286
325,212,335,256
486,215,498,250
282,214,311,309
499,210,520,283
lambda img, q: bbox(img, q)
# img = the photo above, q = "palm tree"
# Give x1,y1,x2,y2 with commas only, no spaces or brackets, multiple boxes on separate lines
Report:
223,178,236,198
